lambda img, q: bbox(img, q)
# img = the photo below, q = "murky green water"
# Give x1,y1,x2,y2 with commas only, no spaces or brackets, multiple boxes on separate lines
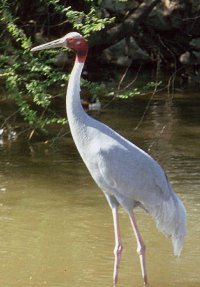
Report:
0,91,199,287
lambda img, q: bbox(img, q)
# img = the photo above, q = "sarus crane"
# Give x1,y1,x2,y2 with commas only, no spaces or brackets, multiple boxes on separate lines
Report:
31,32,186,286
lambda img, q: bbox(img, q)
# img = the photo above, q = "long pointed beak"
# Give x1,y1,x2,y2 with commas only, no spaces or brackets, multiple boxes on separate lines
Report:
31,36,66,52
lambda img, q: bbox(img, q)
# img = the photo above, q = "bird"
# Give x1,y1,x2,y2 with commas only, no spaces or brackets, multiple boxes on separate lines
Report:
31,32,186,286
81,96,101,111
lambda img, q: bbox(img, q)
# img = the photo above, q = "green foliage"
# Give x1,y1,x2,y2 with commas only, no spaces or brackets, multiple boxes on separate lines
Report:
143,81,162,90
108,81,162,99
0,0,67,133
81,79,106,97
66,7,115,37
0,0,160,139
47,0,115,37
0,0,113,137
116,88,141,99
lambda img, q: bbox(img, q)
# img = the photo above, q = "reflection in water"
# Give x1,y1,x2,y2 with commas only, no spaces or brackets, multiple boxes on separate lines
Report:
0,92,200,287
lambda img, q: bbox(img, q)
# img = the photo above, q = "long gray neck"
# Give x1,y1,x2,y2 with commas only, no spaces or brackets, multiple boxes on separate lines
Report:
66,61,89,150
66,61,85,119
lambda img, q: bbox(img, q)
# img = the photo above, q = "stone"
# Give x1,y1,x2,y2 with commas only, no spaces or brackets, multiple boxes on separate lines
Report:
190,38,200,51
102,37,149,67
179,51,200,65
148,7,171,31
101,0,138,14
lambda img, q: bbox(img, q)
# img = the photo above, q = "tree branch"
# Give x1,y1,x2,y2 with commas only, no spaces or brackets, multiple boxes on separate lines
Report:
88,0,161,49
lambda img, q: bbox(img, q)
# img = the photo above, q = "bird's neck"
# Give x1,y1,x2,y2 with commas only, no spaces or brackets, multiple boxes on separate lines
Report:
66,60,84,112
66,57,89,144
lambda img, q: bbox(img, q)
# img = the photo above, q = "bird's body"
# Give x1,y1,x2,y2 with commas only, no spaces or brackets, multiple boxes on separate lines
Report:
31,32,186,286
67,59,186,255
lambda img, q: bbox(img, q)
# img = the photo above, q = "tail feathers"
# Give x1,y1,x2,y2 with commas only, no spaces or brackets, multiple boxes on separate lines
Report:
149,192,186,256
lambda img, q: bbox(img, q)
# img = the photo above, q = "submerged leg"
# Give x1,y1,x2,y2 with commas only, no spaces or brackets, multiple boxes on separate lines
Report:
129,211,148,286
112,206,123,286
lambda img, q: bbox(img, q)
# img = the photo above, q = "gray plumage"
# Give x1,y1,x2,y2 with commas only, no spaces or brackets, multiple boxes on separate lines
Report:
67,59,186,256
31,32,186,286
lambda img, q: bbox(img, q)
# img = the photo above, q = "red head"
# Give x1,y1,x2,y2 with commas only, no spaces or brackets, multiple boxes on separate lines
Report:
31,32,88,63
65,32,88,63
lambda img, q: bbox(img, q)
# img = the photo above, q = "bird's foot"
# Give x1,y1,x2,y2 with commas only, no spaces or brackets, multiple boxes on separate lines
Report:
113,273,118,286
143,275,148,286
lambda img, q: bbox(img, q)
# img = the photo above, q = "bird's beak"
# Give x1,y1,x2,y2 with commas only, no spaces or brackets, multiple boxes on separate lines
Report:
31,36,66,52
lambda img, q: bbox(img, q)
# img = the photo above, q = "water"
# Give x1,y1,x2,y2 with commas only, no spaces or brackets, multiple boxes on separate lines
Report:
0,91,200,287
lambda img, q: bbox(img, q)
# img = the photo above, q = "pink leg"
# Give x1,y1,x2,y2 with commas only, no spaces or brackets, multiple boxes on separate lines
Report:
112,207,123,286
129,211,148,286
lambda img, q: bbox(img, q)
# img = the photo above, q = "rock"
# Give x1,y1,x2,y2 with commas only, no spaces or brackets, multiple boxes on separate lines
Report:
128,37,149,60
147,7,171,31
191,1,200,12
179,51,194,65
190,38,200,51
101,0,138,14
179,51,200,65
162,0,189,12
102,37,149,67
147,3,186,31
193,51,200,64
169,11,183,28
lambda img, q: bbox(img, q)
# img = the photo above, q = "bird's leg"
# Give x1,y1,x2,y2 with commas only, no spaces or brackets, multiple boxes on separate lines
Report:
112,207,123,286
129,211,148,286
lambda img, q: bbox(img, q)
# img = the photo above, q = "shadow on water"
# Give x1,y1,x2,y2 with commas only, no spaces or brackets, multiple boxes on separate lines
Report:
0,91,200,287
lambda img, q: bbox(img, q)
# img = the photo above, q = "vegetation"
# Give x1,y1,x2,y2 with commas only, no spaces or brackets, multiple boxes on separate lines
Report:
0,0,114,139
0,0,200,140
